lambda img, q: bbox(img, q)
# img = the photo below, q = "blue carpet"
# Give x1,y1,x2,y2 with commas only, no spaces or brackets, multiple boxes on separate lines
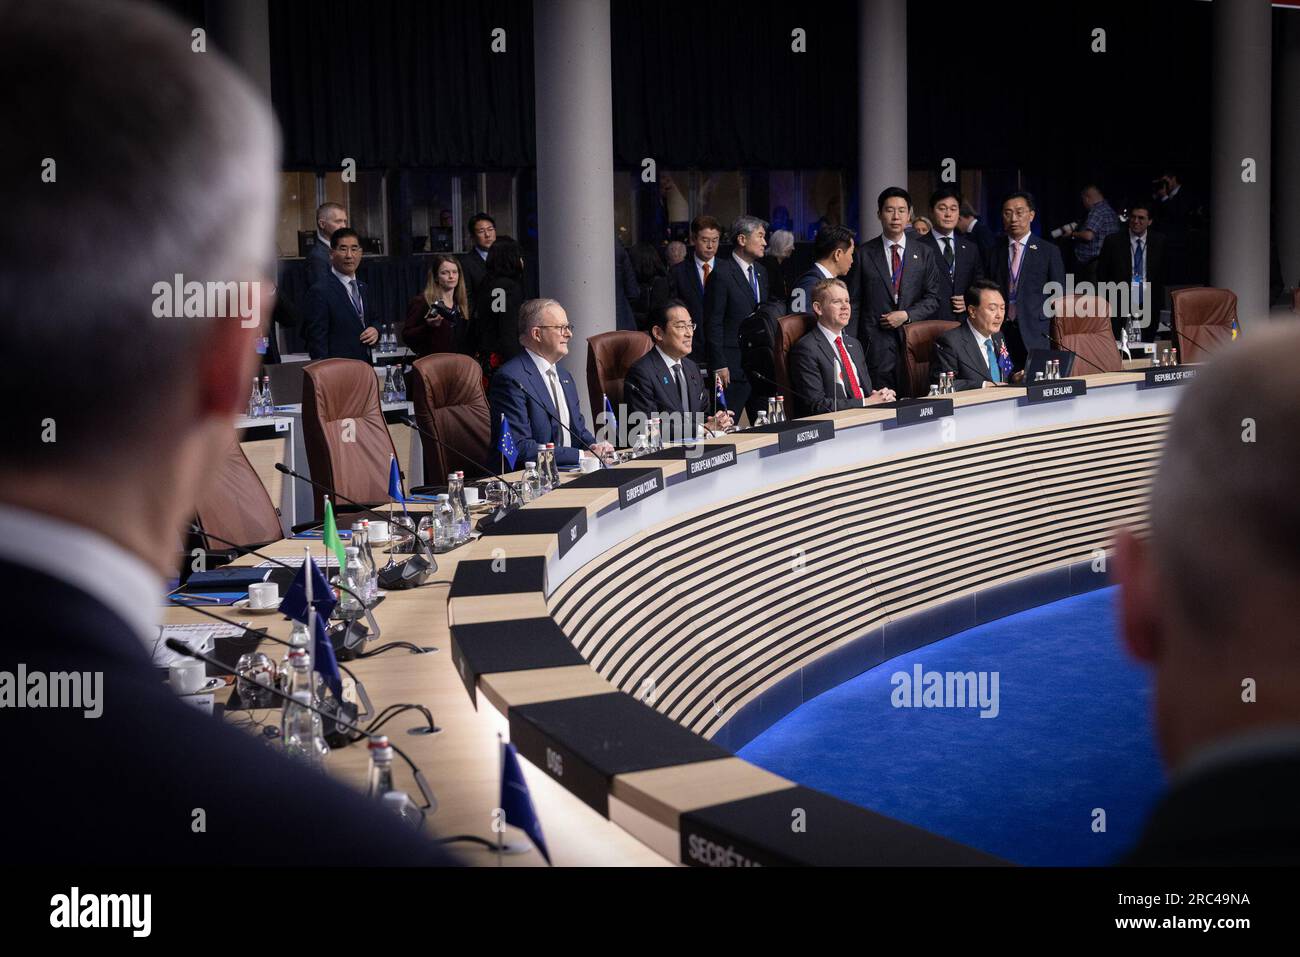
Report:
737,587,1166,865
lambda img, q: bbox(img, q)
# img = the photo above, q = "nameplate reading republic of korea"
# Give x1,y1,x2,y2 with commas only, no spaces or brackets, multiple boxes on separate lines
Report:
1142,365,1198,388
891,398,953,426
1025,378,1087,404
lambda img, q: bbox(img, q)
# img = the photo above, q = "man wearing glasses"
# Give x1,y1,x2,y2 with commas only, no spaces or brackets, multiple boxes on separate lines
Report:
624,300,735,443
489,298,615,467
987,191,1064,366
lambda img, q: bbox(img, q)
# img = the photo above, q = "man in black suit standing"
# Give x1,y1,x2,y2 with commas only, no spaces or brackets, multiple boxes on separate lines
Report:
957,201,996,261
306,202,348,289
788,279,895,416
303,227,378,360
1098,202,1167,342
458,212,496,309
1,0,452,866
793,224,856,315
987,191,1065,366
624,301,734,442
919,188,985,321
669,214,721,366
1115,326,1300,865
843,187,943,393
930,279,1023,391
704,214,768,419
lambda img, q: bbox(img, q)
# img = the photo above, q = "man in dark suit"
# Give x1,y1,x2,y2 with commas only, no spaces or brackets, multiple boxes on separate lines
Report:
458,212,495,309
1097,202,1167,342
1,0,453,865
1115,327,1300,865
624,300,734,442
843,187,943,392
958,201,996,260
488,298,615,467
306,201,348,289
793,224,855,316
703,214,769,419
930,279,1024,391
919,188,985,321
788,278,896,416
669,214,721,367
303,227,378,361
986,191,1066,366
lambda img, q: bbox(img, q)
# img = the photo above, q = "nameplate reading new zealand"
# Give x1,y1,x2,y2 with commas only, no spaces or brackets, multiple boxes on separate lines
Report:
1025,378,1086,404
1142,366,1198,388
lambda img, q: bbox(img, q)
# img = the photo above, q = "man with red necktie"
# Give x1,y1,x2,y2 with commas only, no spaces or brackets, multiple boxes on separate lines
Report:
788,278,896,417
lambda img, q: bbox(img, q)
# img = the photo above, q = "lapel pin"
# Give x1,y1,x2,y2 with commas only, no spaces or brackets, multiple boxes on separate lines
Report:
1030,244,1039,251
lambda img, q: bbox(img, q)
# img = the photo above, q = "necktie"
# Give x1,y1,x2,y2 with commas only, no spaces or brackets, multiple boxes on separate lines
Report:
985,338,1001,383
942,236,955,273
1133,240,1145,309
1007,241,1023,321
672,363,689,412
348,279,363,318
834,336,863,399
701,261,711,286
546,367,569,445
890,244,902,299
748,264,760,302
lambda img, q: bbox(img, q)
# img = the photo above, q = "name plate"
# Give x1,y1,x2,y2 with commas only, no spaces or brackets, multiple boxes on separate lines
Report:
1025,378,1087,404
556,510,587,556
684,444,737,479
617,470,663,508
564,464,664,510
752,419,835,452
888,398,953,426
1142,366,1198,388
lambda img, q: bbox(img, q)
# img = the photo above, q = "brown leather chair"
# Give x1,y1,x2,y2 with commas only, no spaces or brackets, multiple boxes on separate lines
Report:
301,358,400,521
586,330,653,419
1051,294,1121,374
773,314,817,397
194,433,284,550
1170,287,1237,363
902,319,960,398
407,353,492,486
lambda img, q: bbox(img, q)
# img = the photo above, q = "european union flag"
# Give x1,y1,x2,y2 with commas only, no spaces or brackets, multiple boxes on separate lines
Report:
714,376,728,412
501,741,550,864
387,455,405,504
312,608,343,700
499,413,519,470
603,393,617,433
997,340,1015,380
279,557,343,699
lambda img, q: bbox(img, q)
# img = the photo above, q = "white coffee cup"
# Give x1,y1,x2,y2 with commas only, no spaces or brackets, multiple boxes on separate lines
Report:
368,520,390,542
247,581,279,609
580,455,601,474
463,487,480,505
169,659,208,695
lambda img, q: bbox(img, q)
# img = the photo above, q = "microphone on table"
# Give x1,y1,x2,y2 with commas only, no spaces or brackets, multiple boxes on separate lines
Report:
395,414,518,529
750,369,875,418
187,524,434,659
274,463,437,591
509,378,610,468
165,637,439,813
1046,331,1117,378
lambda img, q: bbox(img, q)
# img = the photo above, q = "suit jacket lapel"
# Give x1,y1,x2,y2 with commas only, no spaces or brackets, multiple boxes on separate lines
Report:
961,324,989,377
521,358,558,418
868,238,893,292
813,329,847,398
646,349,681,413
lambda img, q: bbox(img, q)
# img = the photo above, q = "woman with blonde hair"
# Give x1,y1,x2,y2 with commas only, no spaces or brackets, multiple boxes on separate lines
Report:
402,254,470,357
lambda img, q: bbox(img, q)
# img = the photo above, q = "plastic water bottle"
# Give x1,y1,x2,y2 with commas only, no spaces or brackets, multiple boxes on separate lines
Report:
536,447,553,493
649,416,662,451
395,364,407,401
433,494,456,550
350,522,376,601
247,377,262,418
544,445,560,489
366,735,397,798
446,474,468,542
282,649,328,767
339,547,365,617
523,461,542,502
259,375,273,415
453,472,472,540
776,396,787,422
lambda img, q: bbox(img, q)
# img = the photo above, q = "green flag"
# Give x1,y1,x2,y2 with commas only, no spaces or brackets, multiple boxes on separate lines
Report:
323,497,347,573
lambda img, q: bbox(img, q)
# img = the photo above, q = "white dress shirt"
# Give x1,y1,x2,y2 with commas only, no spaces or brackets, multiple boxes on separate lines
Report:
0,503,161,648
813,261,834,279
525,348,571,443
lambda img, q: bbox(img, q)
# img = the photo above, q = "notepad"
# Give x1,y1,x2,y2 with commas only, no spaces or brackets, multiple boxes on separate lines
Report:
182,567,273,590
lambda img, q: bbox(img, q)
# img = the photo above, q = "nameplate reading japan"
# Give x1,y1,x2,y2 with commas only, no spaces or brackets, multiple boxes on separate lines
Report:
1142,366,1198,388
892,398,953,426
617,470,663,509
1025,378,1086,404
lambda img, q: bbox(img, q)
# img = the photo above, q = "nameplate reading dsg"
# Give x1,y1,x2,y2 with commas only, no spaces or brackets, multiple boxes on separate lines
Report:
775,420,835,452
893,398,953,426
684,444,737,480
1142,366,1198,388
617,469,663,509
1026,379,1087,404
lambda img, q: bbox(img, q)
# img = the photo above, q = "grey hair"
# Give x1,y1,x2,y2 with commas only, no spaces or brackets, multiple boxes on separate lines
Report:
1,0,280,468
518,298,563,339
316,202,346,223
768,229,795,259
731,215,767,244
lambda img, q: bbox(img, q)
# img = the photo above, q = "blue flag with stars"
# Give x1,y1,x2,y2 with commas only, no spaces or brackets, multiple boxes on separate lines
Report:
278,557,343,699
499,413,519,470
603,393,617,433
387,455,405,504
501,740,551,864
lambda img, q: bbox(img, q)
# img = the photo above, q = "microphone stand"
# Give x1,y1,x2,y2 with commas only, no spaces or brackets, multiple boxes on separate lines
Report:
510,378,610,468
273,462,401,524
396,414,518,529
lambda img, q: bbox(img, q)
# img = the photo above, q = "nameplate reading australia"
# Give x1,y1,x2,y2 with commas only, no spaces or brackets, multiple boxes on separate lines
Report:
759,420,834,453
1025,378,1086,404
891,398,953,426
616,469,663,509
1142,366,1198,388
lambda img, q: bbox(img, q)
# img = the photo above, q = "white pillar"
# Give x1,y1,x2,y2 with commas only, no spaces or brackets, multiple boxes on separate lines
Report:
533,0,616,421
858,0,908,229
1210,0,1272,324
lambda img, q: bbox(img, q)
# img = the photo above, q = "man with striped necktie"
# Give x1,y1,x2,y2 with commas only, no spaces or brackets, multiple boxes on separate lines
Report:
303,227,380,360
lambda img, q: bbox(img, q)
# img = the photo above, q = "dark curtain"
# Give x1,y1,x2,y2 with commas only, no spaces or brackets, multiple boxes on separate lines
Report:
611,1,858,169
269,0,535,169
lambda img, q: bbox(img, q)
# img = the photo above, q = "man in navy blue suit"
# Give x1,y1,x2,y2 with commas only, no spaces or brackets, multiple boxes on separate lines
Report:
668,214,721,366
957,201,996,261
843,187,943,392
703,214,768,418
986,191,1065,365
488,298,615,467
918,188,985,321
793,224,856,316
306,201,348,288
303,227,379,360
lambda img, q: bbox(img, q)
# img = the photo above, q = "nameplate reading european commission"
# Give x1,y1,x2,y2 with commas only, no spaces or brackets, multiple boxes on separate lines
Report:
638,443,738,480
1025,379,1087,404
1142,366,1199,388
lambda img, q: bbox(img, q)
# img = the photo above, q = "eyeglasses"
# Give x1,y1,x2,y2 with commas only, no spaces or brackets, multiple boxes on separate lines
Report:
538,324,575,335
668,322,696,333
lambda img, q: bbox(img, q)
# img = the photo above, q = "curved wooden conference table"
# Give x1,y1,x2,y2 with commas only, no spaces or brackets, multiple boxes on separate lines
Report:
168,368,1191,866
